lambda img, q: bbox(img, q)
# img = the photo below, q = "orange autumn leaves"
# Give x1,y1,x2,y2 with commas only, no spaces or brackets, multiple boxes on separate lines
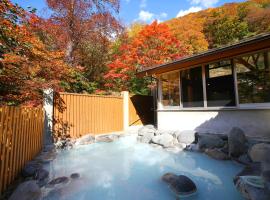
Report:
0,0,71,106
105,21,188,91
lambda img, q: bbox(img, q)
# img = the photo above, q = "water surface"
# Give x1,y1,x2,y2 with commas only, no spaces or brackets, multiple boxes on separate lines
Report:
43,135,244,200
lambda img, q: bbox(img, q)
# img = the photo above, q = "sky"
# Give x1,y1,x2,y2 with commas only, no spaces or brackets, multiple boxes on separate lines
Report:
11,0,246,25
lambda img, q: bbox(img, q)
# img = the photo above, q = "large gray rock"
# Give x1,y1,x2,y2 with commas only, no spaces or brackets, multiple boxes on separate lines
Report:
155,130,174,136
96,135,113,143
205,148,230,160
177,130,196,144
233,163,269,199
234,163,261,178
161,173,197,196
138,132,155,143
151,133,174,148
22,161,42,177
234,176,270,200
228,127,247,157
138,125,156,136
198,135,225,150
75,134,95,145
9,181,41,200
249,143,270,163
138,126,156,143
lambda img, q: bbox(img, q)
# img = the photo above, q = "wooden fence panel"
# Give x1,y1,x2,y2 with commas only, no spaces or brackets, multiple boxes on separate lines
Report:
53,93,124,138
0,106,44,195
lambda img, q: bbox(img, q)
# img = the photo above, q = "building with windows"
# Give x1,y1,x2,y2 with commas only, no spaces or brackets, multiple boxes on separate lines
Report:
137,34,270,138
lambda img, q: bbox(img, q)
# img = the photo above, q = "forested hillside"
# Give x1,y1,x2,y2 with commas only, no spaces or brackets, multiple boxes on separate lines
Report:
165,0,270,53
0,0,269,105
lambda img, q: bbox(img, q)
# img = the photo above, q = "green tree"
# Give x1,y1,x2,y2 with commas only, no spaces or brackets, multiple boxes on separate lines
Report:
205,11,249,47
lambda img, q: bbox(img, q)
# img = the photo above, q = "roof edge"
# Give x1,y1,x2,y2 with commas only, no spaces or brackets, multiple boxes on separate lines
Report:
137,33,270,77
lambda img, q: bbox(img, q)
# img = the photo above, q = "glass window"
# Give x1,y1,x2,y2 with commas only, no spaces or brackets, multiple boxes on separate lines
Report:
181,67,204,107
161,72,180,107
205,60,236,107
235,51,270,104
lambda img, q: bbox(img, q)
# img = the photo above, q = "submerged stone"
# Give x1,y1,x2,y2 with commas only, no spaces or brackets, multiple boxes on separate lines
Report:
70,173,80,179
48,176,69,187
161,173,197,196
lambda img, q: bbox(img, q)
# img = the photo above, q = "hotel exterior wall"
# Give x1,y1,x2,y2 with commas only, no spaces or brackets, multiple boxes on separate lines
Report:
157,110,270,139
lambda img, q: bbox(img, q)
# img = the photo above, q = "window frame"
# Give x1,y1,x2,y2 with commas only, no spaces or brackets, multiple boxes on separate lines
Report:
180,65,205,108
157,48,270,111
158,70,181,110
234,50,270,109
204,59,237,108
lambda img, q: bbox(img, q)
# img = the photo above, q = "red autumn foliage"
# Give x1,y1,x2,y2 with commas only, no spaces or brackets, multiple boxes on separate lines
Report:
0,0,71,106
105,21,188,91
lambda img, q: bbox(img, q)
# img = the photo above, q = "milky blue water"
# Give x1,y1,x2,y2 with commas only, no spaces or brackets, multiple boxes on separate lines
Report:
43,135,244,200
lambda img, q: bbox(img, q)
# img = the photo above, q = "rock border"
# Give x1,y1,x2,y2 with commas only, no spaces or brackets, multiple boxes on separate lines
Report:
5,126,270,200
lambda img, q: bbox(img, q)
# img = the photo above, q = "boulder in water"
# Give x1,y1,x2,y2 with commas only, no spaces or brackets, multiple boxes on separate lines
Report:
151,133,174,148
198,135,225,150
234,176,270,200
228,127,247,157
177,130,196,144
138,125,156,136
249,143,270,163
161,173,197,196
138,131,155,143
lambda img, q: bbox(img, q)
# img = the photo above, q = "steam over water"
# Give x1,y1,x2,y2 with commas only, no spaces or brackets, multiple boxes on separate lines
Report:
43,135,244,200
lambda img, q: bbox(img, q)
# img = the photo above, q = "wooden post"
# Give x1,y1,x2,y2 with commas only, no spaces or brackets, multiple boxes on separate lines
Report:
122,91,129,130
43,89,54,145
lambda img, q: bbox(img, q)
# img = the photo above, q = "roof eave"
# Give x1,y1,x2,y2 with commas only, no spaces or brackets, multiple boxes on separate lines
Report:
136,34,270,78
